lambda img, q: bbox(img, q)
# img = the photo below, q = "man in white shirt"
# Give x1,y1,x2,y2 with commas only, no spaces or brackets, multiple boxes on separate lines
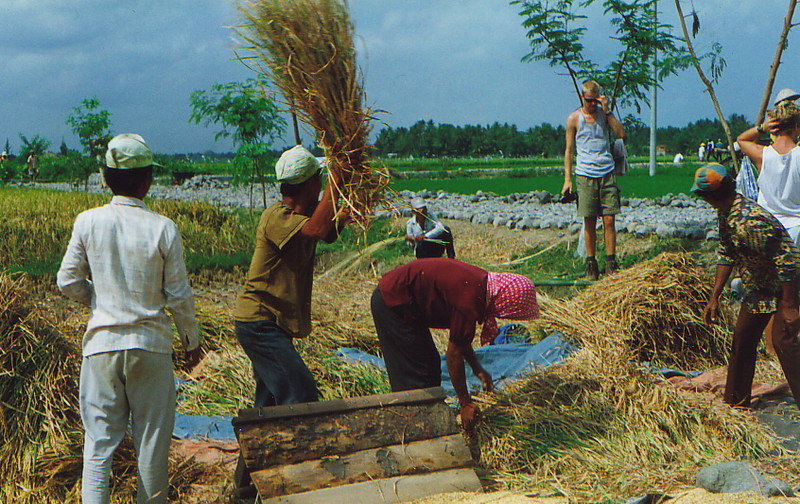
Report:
57,133,201,504
406,198,455,259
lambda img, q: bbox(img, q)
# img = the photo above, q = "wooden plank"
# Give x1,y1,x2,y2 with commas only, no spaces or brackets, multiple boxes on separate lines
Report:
237,401,459,470
250,434,472,498
259,467,482,504
233,387,447,426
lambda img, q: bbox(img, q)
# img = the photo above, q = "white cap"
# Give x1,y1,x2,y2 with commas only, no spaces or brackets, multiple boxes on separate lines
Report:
275,145,321,184
774,88,800,106
105,133,155,169
411,198,427,209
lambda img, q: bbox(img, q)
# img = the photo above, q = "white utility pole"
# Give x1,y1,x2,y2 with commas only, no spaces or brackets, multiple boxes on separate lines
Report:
649,0,658,176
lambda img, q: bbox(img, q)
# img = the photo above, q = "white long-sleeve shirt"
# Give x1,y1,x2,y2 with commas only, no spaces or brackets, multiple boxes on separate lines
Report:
57,196,199,357
406,212,446,240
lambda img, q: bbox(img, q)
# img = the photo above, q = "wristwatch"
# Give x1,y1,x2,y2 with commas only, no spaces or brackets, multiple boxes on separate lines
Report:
757,124,764,134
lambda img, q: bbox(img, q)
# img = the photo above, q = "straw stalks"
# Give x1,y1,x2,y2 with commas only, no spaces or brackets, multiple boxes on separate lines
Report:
476,348,778,501
179,305,388,416
0,273,221,503
539,252,733,371
237,0,392,230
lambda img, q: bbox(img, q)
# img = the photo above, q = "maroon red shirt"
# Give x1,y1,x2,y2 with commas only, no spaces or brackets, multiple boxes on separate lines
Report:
378,259,488,343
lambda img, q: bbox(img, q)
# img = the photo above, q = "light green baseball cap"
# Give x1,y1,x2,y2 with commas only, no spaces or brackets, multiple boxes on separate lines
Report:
105,133,157,169
275,145,321,184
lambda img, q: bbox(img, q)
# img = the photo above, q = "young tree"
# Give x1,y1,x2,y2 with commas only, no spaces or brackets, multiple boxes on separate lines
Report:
18,134,51,158
66,97,113,187
512,0,693,113
189,76,286,207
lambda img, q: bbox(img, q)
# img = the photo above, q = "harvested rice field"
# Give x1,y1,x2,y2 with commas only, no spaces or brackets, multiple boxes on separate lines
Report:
3,195,800,504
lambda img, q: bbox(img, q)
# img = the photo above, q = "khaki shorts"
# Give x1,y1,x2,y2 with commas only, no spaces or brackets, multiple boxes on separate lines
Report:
575,171,620,217
576,172,621,218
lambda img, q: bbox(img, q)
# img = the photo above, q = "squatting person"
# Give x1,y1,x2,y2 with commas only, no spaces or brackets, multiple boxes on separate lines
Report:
370,258,539,432
694,164,800,408
57,133,201,504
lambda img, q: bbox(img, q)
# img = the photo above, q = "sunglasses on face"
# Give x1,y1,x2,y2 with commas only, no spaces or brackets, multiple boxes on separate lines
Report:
583,97,601,104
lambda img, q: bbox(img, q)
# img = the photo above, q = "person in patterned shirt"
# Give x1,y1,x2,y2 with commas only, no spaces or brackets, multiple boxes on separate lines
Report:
692,164,800,407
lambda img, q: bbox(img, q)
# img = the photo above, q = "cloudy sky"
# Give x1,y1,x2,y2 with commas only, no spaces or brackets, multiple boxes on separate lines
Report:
1,0,796,154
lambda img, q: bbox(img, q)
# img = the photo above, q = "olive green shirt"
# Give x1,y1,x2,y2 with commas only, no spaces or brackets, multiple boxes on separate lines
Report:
234,201,316,337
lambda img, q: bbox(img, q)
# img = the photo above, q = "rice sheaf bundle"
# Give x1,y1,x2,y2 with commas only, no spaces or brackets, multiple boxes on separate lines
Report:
238,0,391,230
540,252,733,371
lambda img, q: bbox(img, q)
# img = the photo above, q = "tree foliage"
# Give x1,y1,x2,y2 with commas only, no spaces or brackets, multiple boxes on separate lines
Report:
512,0,694,112
189,77,286,205
18,134,51,158
374,120,566,158
65,97,112,157
189,77,285,146
373,116,748,159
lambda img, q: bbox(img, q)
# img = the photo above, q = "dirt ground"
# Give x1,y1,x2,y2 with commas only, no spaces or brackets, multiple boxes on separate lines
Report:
186,220,800,504
38,219,800,503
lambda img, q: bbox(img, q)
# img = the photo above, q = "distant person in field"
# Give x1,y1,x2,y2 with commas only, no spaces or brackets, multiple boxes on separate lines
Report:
706,138,716,161
562,79,626,280
698,143,706,162
26,152,38,183
234,145,347,408
693,164,800,409
370,259,539,432
406,198,455,259
57,133,201,504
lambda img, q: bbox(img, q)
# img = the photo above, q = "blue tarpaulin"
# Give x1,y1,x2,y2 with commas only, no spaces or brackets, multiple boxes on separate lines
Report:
336,331,579,397
172,331,579,440
173,413,236,440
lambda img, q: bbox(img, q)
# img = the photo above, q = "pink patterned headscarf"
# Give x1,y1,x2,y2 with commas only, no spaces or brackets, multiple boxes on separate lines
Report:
480,273,539,345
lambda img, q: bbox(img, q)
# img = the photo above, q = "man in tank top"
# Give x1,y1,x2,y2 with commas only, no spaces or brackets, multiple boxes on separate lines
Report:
562,80,626,280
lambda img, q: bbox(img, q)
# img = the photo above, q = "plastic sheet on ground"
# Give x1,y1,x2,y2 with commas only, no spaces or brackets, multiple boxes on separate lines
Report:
336,331,579,397
174,413,236,440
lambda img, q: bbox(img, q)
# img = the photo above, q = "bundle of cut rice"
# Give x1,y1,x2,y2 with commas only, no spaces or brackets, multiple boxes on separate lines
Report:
540,252,733,370
238,0,391,229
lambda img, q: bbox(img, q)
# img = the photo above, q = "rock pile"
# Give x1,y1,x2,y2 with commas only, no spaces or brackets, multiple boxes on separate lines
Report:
41,176,721,241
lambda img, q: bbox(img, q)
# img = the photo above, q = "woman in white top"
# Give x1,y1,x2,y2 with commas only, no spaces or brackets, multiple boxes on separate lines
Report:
737,101,800,244
737,102,800,356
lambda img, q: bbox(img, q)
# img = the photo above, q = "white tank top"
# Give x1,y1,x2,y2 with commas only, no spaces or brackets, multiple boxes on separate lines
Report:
757,145,800,231
575,111,614,178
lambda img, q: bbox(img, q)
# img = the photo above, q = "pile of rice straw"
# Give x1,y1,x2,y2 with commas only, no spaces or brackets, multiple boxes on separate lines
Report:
238,0,391,230
475,347,778,501
472,252,778,500
540,252,733,371
180,304,388,416
0,274,205,503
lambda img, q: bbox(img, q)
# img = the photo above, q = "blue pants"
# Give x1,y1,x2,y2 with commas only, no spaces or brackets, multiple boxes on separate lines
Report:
235,320,319,407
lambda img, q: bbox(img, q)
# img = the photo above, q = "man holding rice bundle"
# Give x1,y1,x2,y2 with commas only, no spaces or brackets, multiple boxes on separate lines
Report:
57,133,201,504
234,145,346,407
693,164,800,408
371,259,539,432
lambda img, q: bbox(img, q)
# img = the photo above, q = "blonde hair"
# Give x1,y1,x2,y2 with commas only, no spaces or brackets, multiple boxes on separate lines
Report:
582,80,600,95
767,101,800,132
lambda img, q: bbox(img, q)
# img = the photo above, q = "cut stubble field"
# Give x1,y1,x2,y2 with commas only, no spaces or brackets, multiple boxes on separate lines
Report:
3,186,799,504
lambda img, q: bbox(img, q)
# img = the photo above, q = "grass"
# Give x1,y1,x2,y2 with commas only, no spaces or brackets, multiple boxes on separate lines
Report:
0,187,257,278
392,162,703,198
2,183,794,504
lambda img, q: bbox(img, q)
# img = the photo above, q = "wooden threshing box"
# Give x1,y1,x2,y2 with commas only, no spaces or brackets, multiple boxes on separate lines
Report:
232,387,482,503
